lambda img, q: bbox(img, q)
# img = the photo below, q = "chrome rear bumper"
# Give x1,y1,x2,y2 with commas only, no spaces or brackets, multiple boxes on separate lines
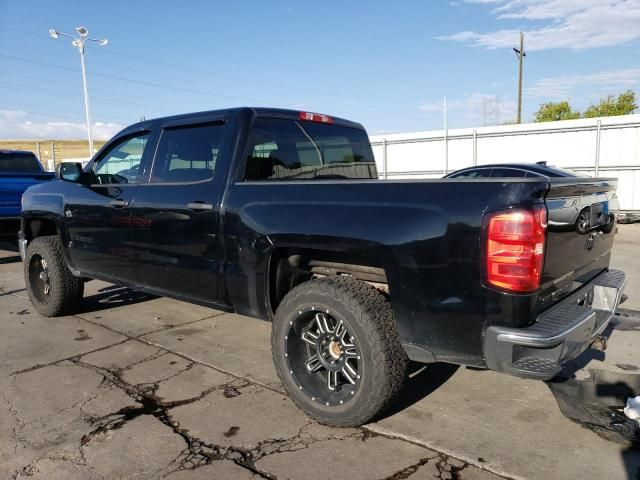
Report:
484,269,627,380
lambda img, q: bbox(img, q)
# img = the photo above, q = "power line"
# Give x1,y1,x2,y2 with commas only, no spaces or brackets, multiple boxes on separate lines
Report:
0,82,173,115
0,24,430,112
0,53,282,105
0,53,433,120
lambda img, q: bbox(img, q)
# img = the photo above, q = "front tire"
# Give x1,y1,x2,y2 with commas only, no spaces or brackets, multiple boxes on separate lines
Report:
24,236,84,317
271,276,407,427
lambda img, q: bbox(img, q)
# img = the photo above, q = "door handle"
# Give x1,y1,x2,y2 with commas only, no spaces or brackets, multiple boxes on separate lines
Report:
188,202,213,211
110,199,130,208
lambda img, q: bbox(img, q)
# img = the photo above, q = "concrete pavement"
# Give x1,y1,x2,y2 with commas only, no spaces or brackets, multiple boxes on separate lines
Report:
1,225,639,479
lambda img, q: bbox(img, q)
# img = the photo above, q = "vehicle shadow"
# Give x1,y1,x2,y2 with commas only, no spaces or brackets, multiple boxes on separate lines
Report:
0,254,22,264
544,313,640,478
377,362,460,419
0,240,20,264
80,284,157,313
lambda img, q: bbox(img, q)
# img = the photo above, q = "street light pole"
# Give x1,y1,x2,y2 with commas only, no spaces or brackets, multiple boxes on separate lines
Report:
49,26,108,158
77,43,94,157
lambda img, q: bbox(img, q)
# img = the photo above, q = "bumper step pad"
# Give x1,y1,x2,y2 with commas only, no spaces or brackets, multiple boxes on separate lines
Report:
484,269,627,380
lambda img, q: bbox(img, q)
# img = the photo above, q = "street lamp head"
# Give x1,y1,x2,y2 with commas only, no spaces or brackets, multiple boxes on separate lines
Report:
49,29,59,39
76,26,88,37
98,38,108,47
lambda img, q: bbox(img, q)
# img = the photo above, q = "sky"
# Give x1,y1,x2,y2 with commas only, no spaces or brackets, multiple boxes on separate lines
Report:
1,0,639,139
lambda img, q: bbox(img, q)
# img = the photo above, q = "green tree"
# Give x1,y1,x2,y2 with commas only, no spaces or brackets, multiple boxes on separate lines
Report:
583,90,637,118
534,101,581,122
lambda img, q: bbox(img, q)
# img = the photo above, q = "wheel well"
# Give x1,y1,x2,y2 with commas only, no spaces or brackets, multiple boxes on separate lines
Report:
24,218,58,241
268,248,388,314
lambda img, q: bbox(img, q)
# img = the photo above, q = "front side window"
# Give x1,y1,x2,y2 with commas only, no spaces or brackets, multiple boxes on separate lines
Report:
245,118,377,181
150,123,224,183
93,133,150,184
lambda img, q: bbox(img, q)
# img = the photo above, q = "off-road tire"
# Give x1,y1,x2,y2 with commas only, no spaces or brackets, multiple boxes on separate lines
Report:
24,235,84,317
271,276,408,427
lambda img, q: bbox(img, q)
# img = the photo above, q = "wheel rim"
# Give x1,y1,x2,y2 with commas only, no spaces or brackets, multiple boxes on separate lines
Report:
284,308,361,406
578,212,590,232
28,254,51,303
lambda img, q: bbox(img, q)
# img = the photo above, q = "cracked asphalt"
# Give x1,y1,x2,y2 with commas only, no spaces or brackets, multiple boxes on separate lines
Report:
1,224,640,480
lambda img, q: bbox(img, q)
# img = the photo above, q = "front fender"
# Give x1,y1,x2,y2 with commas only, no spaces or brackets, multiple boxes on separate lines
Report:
21,181,75,269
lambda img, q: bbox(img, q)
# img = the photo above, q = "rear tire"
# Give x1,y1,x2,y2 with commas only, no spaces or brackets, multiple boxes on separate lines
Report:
24,236,84,317
271,276,407,427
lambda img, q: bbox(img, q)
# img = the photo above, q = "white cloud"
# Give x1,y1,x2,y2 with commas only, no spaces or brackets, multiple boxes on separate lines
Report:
440,0,640,50
419,93,516,125
525,68,640,98
0,110,123,140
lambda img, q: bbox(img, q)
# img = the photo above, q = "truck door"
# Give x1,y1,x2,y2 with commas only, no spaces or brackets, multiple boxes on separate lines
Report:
128,117,229,304
65,131,153,282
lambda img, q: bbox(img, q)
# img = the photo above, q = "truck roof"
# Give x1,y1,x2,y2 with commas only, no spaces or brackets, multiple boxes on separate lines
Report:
121,107,366,136
0,149,37,156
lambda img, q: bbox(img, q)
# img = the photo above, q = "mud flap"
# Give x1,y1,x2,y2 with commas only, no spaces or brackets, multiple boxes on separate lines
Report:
546,310,640,446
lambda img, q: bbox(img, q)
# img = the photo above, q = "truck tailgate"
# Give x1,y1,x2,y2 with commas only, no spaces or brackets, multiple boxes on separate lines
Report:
538,178,619,311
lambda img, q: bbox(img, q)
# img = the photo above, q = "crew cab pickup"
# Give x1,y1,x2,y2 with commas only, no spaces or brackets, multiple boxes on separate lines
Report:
19,108,626,426
0,150,53,239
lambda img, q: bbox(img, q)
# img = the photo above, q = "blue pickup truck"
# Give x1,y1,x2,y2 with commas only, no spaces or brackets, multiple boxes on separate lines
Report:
0,150,54,240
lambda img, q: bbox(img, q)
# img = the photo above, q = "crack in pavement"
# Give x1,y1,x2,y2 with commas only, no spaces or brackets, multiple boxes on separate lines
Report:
0,376,24,457
67,357,281,479
379,451,469,480
5,289,513,480
11,450,104,480
9,339,130,376
74,310,226,341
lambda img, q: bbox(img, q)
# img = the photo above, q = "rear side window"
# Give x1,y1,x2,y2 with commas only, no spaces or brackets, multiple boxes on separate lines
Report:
151,123,224,183
449,168,492,179
0,153,41,173
244,118,377,181
491,168,527,178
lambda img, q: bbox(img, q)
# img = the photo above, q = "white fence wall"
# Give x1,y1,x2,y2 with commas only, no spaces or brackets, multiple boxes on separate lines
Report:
370,114,640,211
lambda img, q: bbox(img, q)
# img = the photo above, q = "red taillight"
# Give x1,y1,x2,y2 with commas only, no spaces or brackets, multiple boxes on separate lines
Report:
485,206,547,293
299,111,333,124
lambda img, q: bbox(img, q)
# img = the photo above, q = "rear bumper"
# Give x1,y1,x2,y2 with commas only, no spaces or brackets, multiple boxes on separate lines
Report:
484,269,626,380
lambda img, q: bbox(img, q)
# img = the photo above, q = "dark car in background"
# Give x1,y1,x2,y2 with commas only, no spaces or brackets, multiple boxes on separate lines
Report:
444,162,579,179
0,150,54,240
444,162,611,233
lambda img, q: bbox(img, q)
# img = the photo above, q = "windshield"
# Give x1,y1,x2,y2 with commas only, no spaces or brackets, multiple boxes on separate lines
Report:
0,152,42,173
245,118,377,181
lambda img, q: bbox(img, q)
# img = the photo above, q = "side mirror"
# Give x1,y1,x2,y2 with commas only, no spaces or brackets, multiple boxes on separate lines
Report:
56,162,83,182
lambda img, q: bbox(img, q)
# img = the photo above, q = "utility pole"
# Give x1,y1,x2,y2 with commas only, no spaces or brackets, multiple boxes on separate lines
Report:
513,32,525,124
443,96,448,175
49,26,108,158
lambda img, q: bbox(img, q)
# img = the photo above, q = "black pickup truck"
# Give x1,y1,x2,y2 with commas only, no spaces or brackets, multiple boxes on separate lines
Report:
19,107,626,426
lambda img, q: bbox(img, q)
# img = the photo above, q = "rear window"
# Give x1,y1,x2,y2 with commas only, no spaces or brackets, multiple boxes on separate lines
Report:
540,165,579,177
0,152,42,173
244,118,377,181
